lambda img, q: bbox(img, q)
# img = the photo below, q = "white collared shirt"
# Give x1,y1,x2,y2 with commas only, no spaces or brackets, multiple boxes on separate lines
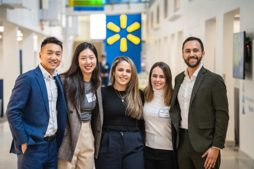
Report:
39,64,58,137
177,64,203,129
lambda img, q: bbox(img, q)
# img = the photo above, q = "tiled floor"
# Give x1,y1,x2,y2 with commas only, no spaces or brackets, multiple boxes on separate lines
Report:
0,118,16,169
221,146,254,169
0,118,253,169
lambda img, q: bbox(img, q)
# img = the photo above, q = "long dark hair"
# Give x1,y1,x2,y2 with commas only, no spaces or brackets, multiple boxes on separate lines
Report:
144,62,173,106
61,42,100,107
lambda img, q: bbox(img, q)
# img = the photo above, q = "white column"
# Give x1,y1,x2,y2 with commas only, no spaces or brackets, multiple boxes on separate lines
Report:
22,30,36,72
0,37,3,78
2,21,19,113
35,34,45,68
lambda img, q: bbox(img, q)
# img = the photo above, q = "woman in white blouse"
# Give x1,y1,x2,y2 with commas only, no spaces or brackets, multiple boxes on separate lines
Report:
143,62,177,169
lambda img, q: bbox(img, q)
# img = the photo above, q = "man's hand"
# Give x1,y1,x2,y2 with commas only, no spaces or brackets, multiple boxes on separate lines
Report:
202,147,220,169
21,143,27,154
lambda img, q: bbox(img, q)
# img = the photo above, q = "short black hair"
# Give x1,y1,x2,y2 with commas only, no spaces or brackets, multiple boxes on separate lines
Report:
41,37,62,50
182,36,204,52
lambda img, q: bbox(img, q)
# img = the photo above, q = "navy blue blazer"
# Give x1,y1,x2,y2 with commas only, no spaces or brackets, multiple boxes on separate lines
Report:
7,66,67,154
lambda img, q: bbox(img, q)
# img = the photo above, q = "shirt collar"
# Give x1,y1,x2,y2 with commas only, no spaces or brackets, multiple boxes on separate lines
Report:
184,64,203,78
39,64,58,79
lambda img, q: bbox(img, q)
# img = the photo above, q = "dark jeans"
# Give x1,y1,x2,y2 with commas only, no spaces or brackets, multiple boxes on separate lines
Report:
17,139,57,169
144,146,177,169
95,130,144,169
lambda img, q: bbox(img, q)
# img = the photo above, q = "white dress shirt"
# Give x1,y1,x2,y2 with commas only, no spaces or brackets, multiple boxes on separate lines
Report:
39,64,58,137
177,64,202,129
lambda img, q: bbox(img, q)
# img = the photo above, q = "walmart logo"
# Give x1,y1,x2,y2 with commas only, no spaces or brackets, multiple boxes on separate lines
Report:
106,14,141,52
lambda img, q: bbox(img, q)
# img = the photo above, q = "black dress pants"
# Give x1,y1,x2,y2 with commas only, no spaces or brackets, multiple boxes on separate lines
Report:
95,130,144,169
177,129,221,169
144,146,177,169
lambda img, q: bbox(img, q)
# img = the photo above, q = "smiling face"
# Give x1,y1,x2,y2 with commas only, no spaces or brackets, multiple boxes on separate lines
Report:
113,60,132,90
151,66,166,90
78,48,97,80
40,43,62,75
182,40,204,69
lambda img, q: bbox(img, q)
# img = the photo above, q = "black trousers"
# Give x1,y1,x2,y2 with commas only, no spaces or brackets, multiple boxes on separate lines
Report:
95,130,144,169
177,129,221,169
144,146,177,169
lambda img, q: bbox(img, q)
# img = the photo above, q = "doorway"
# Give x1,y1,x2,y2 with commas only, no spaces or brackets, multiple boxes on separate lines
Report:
223,8,240,146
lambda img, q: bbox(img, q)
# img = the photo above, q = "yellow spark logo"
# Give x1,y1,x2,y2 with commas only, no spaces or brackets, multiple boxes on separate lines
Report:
107,14,141,52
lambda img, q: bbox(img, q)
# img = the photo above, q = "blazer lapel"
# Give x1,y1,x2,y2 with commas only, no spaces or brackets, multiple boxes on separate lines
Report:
54,75,66,106
189,67,206,105
34,67,49,114
172,72,185,106
96,87,103,126
54,75,67,111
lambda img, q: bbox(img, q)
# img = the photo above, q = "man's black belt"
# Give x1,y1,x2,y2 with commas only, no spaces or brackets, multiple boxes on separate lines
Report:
180,128,188,134
44,134,56,142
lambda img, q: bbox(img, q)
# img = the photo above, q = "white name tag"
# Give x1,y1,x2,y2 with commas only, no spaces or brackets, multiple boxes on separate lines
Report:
86,93,96,103
158,107,170,118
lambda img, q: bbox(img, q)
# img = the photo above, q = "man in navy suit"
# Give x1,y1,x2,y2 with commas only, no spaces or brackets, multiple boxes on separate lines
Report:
7,37,67,169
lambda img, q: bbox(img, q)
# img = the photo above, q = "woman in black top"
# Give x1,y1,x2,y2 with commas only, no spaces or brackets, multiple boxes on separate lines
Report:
95,56,144,169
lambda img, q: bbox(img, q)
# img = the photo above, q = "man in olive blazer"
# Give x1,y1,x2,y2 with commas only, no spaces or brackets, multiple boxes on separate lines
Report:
170,37,229,169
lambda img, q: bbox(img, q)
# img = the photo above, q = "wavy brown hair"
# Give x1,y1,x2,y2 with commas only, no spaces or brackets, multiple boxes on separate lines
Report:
144,62,173,106
110,56,143,119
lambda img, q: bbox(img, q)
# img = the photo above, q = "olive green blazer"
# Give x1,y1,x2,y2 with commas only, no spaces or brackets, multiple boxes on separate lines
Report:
170,67,229,152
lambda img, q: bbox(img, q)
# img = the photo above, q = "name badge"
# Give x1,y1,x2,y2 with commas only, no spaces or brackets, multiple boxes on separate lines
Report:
158,107,170,118
86,93,96,103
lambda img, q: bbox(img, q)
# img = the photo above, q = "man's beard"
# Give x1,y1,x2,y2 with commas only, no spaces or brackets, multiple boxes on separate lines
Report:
184,56,202,68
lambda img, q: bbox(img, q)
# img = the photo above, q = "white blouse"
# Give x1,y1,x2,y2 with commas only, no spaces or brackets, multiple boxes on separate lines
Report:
143,89,173,150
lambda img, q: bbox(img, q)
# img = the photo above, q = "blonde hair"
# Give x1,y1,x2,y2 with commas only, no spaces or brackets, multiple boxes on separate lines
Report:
110,56,143,119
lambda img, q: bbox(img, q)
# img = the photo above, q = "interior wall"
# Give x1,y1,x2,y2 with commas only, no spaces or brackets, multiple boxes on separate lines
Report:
76,16,90,42
5,0,41,32
0,37,3,78
238,1,254,158
204,18,216,72
169,33,177,79
175,31,184,75
22,31,36,73
2,22,19,113
223,8,240,143
162,36,168,63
